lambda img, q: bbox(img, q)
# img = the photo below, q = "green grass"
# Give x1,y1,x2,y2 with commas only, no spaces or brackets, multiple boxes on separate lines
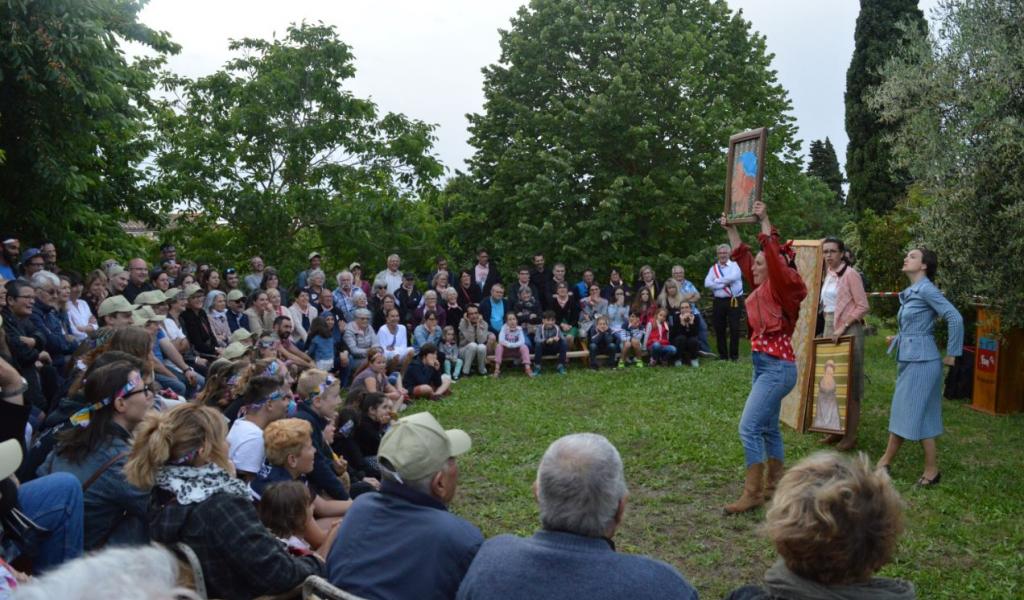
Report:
409,332,1024,598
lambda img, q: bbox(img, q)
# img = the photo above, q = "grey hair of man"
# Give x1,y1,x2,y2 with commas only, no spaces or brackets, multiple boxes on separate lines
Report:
380,456,457,498
12,544,199,600
717,243,732,254
30,270,60,290
336,270,353,286
536,433,629,538
353,308,372,320
308,268,325,285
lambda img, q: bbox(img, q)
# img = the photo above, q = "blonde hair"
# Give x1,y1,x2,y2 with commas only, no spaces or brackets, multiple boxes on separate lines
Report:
263,418,312,466
766,452,904,585
125,404,232,489
296,368,338,399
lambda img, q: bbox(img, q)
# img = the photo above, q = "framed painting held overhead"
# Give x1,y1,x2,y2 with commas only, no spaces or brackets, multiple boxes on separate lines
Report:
724,127,768,224
779,239,823,431
805,337,855,435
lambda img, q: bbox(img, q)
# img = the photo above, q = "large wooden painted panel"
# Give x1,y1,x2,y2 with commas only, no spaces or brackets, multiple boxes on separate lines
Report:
780,239,822,431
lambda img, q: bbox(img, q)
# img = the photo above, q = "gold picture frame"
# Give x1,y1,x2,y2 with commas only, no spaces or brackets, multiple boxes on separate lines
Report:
724,127,768,224
805,336,855,435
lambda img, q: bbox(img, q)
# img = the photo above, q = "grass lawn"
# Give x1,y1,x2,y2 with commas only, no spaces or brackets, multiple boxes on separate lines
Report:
409,331,1024,598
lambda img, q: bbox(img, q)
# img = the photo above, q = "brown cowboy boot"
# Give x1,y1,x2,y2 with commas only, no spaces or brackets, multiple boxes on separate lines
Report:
724,463,765,515
819,434,842,445
764,458,784,500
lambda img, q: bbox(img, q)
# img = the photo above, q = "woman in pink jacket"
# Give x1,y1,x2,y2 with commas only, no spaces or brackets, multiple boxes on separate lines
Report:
819,237,869,450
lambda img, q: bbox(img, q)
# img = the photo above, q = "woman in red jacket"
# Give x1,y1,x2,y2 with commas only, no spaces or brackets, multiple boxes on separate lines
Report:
720,201,807,514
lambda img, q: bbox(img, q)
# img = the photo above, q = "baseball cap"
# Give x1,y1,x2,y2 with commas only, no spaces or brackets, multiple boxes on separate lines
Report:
226,289,246,302
163,288,181,302
308,251,321,260
132,305,166,326
222,341,249,361
19,248,41,265
98,295,136,317
0,439,23,480
349,262,362,271
230,327,256,344
134,290,167,306
378,412,471,481
183,283,203,298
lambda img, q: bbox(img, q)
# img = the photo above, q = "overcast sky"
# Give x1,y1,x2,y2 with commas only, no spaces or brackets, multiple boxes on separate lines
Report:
136,0,941,177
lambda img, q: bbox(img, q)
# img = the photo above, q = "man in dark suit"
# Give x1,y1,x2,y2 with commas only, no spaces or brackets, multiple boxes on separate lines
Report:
472,249,502,299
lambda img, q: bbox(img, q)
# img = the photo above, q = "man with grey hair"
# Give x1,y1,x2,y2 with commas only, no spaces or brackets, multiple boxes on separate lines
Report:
333,269,358,320
327,411,483,600
457,433,698,600
29,270,77,374
373,253,403,295
704,243,745,361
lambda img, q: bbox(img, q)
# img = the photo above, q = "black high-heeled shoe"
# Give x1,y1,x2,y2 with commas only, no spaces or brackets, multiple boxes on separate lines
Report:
916,471,941,487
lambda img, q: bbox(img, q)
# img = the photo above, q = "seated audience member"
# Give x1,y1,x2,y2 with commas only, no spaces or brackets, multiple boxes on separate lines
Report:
413,310,444,352
82,269,109,316
350,262,372,296
64,272,96,341
631,287,657,327
260,267,289,305
294,370,370,501
493,313,534,379
725,452,913,600
4,279,50,410
304,268,327,306
327,412,483,599
579,283,609,339
574,268,596,301
513,284,542,337
107,265,130,297
122,258,154,303
587,315,620,370
438,326,462,381
606,287,630,341
273,315,315,370
442,287,464,333
30,270,78,374
458,305,490,377
225,289,249,332
134,307,198,398
251,419,350,548
634,264,660,299
669,303,702,367
333,270,359,321
533,310,568,375
244,290,275,337
377,307,415,372
0,354,84,574
620,312,647,368
306,316,337,372
149,268,170,293
371,293,396,331
126,404,323,600
373,254,404,296
508,265,540,308
456,269,480,308
350,348,407,407
343,308,379,372
394,273,422,325
405,343,453,400
259,480,337,558
549,282,579,349
204,289,232,348
288,288,317,348
657,277,686,323
334,391,390,478
414,289,448,329
646,307,676,366
366,284,387,317
478,283,510,342
10,544,193,600
226,368,292,480
196,357,248,411
39,361,153,550
601,268,631,304
457,433,698,600
180,284,219,358
223,266,242,292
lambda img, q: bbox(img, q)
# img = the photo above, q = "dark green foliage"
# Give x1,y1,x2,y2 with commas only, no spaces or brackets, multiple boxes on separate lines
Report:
870,0,1024,331
844,0,926,215
0,0,178,271
439,0,844,280
153,22,445,280
807,137,845,207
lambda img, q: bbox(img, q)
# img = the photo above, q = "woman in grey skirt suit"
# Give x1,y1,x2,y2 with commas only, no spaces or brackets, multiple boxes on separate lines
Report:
877,248,963,486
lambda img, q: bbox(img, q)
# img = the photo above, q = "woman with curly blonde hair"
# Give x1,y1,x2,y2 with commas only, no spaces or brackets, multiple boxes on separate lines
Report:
725,451,914,599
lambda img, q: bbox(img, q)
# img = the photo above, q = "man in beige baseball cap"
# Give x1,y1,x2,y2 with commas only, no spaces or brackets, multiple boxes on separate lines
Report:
97,295,136,328
229,327,256,347
326,411,482,599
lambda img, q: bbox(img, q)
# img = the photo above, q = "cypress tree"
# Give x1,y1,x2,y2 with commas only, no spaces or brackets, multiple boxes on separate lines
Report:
844,0,926,215
807,137,846,206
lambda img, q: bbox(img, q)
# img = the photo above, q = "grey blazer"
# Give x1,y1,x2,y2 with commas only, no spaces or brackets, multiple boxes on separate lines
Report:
887,277,964,362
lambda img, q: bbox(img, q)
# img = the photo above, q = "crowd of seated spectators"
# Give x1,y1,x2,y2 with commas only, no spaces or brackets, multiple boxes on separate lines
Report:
0,236,916,599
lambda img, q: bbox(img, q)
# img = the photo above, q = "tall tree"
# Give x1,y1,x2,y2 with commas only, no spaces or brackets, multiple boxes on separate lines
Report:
807,137,846,206
870,0,1024,330
445,0,839,277
153,23,444,276
844,0,926,215
0,0,178,268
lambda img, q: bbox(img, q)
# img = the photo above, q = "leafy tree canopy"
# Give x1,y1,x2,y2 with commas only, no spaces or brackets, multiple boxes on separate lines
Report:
807,137,845,207
0,0,178,270
153,22,445,278
442,0,845,279
870,0,1024,330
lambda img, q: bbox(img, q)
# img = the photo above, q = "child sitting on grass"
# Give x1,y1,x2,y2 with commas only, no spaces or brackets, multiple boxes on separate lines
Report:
258,480,338,558
646,307,677,366
438,325,463,381
620,311,647,368
494,313,534,378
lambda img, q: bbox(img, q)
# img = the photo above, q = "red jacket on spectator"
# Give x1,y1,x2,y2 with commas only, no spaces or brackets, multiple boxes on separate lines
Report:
732,230,807,339
646,319,671,349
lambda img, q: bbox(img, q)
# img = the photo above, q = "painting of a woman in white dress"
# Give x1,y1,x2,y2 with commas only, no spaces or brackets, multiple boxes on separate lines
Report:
813,360,842,431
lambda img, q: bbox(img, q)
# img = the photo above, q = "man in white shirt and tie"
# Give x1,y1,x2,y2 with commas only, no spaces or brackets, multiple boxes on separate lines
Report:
704,244,745,361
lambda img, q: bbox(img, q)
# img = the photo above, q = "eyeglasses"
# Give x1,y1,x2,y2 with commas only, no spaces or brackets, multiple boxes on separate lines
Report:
125,384,158,399
16,294,35,300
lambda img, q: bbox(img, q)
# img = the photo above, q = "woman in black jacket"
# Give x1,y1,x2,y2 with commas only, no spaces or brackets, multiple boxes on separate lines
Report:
179,285,218,358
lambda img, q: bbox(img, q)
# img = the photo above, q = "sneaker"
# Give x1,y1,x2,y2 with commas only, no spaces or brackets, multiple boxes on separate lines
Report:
617,361,625,369
556,364,567,375
492,370,501,379
698,350,717,359
636,360,645,369
690,359,699,368
674,360,683,367
532,365,542,376
524,365,535,377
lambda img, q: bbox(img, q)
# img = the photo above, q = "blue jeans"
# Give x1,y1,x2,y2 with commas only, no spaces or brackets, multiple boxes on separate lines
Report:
739,352,797,466
17,472,84,573
696,314,711,353
650,343,676,362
